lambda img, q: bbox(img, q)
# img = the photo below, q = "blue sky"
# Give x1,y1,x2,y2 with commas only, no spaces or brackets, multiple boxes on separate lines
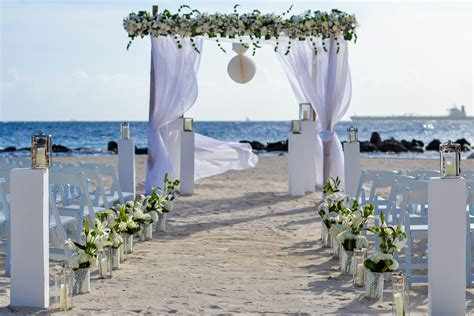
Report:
0,0,472,121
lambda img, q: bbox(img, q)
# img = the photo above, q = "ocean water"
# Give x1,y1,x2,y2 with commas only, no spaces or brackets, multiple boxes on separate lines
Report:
0,120,473,158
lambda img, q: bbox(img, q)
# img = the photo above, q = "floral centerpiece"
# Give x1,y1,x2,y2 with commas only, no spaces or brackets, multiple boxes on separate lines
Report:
154,174,180,231
97,209,123,269
113,203,141,254
336,202,374,274
364,211,408,299
65,219,99,294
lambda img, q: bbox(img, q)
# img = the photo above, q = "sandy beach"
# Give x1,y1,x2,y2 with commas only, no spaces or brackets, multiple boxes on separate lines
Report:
1,156,474,315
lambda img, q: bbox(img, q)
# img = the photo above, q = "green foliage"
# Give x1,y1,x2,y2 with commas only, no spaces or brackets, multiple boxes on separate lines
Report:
368,211,408,255
323,177,341,195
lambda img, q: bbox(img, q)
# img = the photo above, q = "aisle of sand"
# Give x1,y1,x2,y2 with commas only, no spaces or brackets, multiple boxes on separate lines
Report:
1,156,473,314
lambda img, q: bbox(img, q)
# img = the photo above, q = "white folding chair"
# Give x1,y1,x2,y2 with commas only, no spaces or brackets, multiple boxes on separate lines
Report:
398,180,429,285
49,172,103,241
79,163,134,203
61,165,114,208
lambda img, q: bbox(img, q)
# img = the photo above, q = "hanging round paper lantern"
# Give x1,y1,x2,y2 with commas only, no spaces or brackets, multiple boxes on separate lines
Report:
227,55,256,84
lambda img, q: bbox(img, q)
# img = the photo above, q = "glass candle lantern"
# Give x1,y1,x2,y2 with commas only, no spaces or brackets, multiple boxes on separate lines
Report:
183,118,193,132
31,132,52,168
440,140,461,178
120,122,130,139
347,125,359,143
392,272,409,316
59,263,73,311
299,103,314,121
352,248,367,287
98,247,113,279
291,120,301,134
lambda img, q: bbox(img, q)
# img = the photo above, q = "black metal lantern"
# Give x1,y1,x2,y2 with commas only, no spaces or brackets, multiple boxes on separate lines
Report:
347,125,358,143
120,122,130,139
183,118,193,132
440,140,461,178
291,120,301,134
299,103,315,121
31,132,52,168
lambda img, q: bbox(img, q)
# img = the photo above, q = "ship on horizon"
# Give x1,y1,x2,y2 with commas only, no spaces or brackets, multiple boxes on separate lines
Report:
351,105,473,121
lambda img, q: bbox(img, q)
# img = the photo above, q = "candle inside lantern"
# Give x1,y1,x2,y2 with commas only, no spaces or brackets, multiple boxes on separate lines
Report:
59,284,68,311
394,292,404,316
445,160,456,177
303,110,308,120
183,118,193,132
36,147,46,167
357,263,365,286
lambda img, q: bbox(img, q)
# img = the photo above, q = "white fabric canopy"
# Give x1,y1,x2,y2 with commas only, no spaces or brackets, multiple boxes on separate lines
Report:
146,37,258,194
276,37,351,184
145,36,202,194
194,133,258,180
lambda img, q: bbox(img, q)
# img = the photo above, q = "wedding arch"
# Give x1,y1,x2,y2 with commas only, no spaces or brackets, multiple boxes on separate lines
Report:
123,5,358,194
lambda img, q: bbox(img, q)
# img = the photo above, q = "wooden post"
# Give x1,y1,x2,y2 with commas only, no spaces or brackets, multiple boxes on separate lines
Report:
147,5,158,191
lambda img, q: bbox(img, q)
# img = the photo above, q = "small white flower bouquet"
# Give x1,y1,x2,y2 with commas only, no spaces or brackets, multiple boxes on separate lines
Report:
65,219,100,270
364,212,408,273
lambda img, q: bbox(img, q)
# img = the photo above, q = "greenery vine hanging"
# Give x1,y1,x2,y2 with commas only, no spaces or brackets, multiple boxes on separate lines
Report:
123,5,358,55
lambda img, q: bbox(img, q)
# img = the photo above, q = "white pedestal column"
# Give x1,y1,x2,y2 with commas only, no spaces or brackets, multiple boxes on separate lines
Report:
343,142,361,198
288,133,305,196
300,120,317,192
166,118,183,180
118,139,136,196
180,131,195,195
428,177,466,316
10,168,49,308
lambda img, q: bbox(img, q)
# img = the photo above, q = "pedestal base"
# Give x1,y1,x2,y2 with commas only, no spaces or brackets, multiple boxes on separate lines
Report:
180,131,195,195
301,121,317,192
343,142,361,197
10,168,49,308
428,177,466,316
118,139,136,197
288,133,305,196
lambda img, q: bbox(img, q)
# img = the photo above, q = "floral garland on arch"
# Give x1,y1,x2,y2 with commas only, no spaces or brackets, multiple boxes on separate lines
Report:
123,5,358,55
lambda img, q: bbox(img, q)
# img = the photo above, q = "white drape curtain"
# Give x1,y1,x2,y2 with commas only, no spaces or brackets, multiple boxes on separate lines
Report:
145,37,203,194
276,37,351,184
194,134,258,180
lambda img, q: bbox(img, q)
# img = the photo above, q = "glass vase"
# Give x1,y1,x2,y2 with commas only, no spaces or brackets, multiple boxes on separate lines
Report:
124,233,134,254
332,237,339,258
392,272,409,316
365,270,385,299
112,247,121,270
140,224,153,241
322,224,331,248
119,243,125,263
158,213,167,231
50,265,62,305
72,268,90,295
352,248,367,287
59,264,73,311
98,248,113,279
340,249,354,275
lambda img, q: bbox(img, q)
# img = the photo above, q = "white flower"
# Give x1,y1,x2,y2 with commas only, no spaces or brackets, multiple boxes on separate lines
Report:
118,221,127,232
65,239,76,250
329,223,350,238
393,234,408,251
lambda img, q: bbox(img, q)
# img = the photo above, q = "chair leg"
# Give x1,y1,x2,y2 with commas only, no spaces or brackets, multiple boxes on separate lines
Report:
406,232,413,286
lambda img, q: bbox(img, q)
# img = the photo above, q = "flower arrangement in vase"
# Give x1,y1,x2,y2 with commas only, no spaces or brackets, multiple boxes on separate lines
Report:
65,219,99,294
364,212,408,299
336,202,374,274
